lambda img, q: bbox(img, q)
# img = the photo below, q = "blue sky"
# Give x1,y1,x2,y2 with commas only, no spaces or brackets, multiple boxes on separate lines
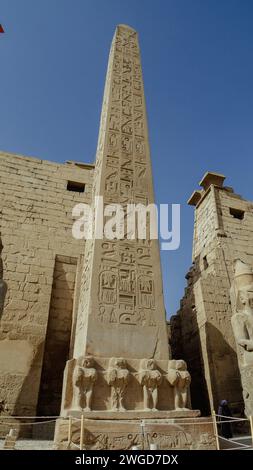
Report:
1,0,253,317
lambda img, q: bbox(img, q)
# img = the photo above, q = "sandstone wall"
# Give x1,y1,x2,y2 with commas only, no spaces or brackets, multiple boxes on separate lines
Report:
0,151,93,418
172,182,253,414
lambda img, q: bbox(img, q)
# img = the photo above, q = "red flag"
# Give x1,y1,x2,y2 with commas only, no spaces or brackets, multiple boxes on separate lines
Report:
0,24,4,33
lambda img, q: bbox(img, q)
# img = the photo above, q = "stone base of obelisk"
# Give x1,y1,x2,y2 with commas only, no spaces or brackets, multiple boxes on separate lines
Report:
53,411,217,450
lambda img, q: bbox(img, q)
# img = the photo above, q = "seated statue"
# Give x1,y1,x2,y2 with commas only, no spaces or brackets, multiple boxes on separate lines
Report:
106,357,129,411
139,359,162,411
167,359,191,410
72,356,97,411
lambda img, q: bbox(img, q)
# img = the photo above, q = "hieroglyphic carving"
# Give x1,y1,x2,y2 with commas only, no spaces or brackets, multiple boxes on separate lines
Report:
71,25,169,366
138,275,155,309
147,430,192,450
76,430,141,450
0,234,7,318
99,269,117,304
98,305,117,324
197,433,216,450
79,430,108,450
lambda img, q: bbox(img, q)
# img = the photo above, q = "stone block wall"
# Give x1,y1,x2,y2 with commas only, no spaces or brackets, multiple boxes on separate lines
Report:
0,151,94,419
172,180,253,415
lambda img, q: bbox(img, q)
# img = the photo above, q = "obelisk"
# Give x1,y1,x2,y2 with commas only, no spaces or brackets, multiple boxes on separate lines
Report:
73,24,169,360
55,25,206,450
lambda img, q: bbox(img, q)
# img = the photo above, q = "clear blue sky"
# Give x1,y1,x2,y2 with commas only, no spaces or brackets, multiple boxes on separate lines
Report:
1,0,253,317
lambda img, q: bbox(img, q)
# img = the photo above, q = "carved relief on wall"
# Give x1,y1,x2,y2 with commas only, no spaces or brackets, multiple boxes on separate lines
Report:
167,360,191,411
98,305,117,324
108,132,119,152
0,235,7,318
106,357,130,411
74,430,141,451
147,430,192,450
121,135,133,154
105,169,118,197
139,359,162,410
119,269,136,295
137,310,156,327
96,239,157,327
120,245,135,265
72,356,97,411
72,23,166,367
99,269,118,304
136,246,151,265
138,275,155,309
135,164,147,191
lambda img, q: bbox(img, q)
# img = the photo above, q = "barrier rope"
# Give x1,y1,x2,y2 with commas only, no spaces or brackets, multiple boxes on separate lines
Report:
215,414,248,422
69,441,80,449
0,419,58,426
0,416,60,419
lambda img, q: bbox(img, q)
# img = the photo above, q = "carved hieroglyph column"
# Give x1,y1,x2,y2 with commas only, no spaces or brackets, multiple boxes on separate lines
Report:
73,24,169,361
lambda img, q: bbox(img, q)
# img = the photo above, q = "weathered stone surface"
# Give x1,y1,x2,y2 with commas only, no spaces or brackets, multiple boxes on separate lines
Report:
0,234,7,319
167,360,191,410
139,359,162,411
0,24,212,449
54,416,215,450
72,24,168,361
230,259,253,416
72,356,97,412
55,24,205,450
59,25,191,421
171,172,253,415
0,154,94,420
63,410,200,419
60,357,195,415
106,357,130,411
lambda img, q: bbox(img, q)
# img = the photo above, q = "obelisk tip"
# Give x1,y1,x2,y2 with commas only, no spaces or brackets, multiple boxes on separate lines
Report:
116,24,137,34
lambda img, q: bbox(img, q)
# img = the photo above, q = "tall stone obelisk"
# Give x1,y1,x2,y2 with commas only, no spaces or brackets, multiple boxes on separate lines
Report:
55,25,208,450
73,24,169,360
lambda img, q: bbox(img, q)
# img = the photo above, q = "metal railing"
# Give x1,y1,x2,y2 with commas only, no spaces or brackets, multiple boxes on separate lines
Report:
0,412,252,450
212,410,253,450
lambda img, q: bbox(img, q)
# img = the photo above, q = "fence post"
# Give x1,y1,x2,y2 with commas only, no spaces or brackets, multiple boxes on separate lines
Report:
249,416,253,447
80,415,84,450
140,420,145,450
68,417,72,445
212,410,220,450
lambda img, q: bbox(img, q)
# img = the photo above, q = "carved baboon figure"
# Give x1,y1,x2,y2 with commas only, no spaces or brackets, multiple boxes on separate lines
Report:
72,356,97,411
167,359,191,410
106,357,130,411
0,235,7,318
139,358,162,411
